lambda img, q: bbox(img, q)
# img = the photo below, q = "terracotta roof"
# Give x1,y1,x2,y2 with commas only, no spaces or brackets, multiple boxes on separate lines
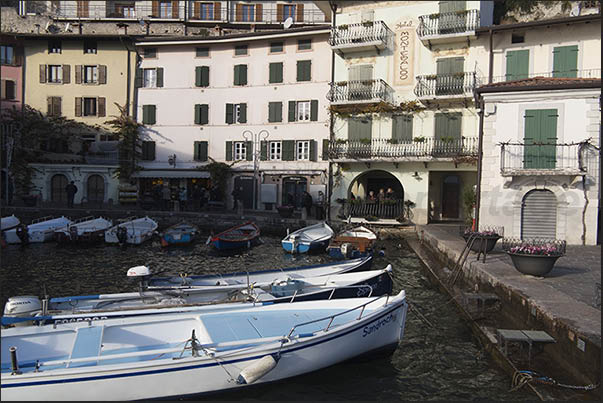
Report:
477,77,601,93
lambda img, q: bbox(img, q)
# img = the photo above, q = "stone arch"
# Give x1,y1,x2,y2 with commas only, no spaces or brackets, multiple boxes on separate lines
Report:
348,169,404,201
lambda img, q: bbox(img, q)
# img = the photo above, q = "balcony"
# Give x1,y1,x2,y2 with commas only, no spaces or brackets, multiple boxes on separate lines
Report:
490,68,602,84
415,72,480,99
500,143,587,177
328,137,478,161
338,199,405,221
328,79,395,105
329,21,393,54
417,9,479,45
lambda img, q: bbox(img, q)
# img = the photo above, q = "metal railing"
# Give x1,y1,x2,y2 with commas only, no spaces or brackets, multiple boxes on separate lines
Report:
491,68,602,83
329,137,479,160
417,9,479,38
499,142,587,174
415,72,480,98
329,20,393,47
328,79,395,104
340,200,404,220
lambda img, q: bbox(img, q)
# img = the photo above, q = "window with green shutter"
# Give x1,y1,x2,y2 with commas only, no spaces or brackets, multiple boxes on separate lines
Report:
348,117,372,141
226,103,234,124
195,66,209,87
552,45,578,78
434,113,462,140
298,39,311,50
270,41,283,53
246,140,253,161
225,141,233,161
238,103,247,123
505,50,529,81
268,102,282,122
195,47,209,57
193,141,208,161
156,67,163,88
141,141,155,161
436,57,464,95
269,62,283,84
296,60,311,82
310,100,318,121
392,115,413,143
142,105,156,125
322,139,330,160
194,104,208,125
282,140,295,161
524,109,558,169
234,64,248,85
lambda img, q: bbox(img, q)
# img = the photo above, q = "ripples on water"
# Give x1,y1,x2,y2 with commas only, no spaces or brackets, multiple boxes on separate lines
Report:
0,235,533,401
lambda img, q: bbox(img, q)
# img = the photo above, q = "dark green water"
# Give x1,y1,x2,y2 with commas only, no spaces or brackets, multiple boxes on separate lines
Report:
0,235,533,401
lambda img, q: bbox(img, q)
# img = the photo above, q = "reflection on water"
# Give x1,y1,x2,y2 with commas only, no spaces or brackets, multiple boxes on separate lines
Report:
0,235,532,401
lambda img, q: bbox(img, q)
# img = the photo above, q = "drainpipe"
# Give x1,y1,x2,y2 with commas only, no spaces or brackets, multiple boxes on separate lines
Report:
326,0,337,221
474,93,485,231
599,95,602,244
488,29,493,84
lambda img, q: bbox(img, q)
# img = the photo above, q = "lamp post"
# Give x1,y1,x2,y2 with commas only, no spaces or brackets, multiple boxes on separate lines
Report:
242,129,269,210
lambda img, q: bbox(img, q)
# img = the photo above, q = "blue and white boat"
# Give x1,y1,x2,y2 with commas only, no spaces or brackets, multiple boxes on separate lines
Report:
281,222,334,254
0,292,408,400
0,215,20,231
3,216,72,244
160,222,199,246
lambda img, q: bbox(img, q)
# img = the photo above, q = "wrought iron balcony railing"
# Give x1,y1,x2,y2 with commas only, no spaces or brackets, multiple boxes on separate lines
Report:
339,199,404,220
329,21,393,51
417,9,479,38
499,142,588,176
329,137,478,160
414,72,480,98
491,68,602,83
328,79,395,105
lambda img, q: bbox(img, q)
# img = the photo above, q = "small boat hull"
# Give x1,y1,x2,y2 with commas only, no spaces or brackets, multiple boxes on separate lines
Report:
160,223,199,246
105,217,158,245
210,222,260,251
3,217,72,244
281,222,334,254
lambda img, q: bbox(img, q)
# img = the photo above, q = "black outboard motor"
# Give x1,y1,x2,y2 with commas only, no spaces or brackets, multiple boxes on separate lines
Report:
15,224,29,244
69,225,79,241
116,226,128,245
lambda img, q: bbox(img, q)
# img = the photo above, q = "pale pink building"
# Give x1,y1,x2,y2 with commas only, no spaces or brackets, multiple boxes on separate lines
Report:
0,36,23,113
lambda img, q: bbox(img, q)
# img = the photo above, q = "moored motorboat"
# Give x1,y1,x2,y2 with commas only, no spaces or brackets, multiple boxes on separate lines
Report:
160,222,199,246
0,291,408,400
0,215,20,231
281,222,334,254
104,216,158,245
54,216,113,243
209,221,261,251
3,216,72,244
327,225,378,260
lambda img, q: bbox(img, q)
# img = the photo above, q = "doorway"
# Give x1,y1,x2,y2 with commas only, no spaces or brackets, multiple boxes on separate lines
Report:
442,175,460,219
234,176,256,209
51,174,68,203
282,177,307,209
87,175,105,204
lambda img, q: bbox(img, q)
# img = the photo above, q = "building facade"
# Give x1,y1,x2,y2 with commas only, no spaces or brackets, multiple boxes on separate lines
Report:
134,26,331,210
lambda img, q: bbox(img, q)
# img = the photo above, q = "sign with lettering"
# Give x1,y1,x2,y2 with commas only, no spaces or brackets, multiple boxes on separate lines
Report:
394,19,415,86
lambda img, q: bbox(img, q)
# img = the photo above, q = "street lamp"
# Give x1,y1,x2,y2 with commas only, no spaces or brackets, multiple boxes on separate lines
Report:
242,129,269,210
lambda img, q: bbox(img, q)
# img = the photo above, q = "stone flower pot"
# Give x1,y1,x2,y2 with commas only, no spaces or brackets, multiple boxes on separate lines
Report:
506,252,562,276
462,233,501,253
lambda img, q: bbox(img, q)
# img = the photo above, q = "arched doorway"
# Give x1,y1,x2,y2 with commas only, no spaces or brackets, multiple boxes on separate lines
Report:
87,175,105,203
521,189,557,240
441,175,460,219
282,177,307,209
51,174,68,203
349,170,404,201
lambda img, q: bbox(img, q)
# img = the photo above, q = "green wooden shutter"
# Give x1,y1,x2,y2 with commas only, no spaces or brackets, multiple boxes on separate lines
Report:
322,138,330,160
269,62,283,84
310,100,318,121
297,60,311,81
282,140,295,161
143,141,156,160
310,140,317,161
200,104,208,125
238,103,247,123
392,115,413,143
194,141,208,161
260,141,268,161
143,105,156,125
268,102,282,122
234,64,247,85
195,66,202,86
524,109,557,169
134,67,142,88
156,68,163,87
348,118,371,141
449,113,462,139
234,65,240,85
506,50,529,81
241,65,247,85
288,100,296,122
194,104,202,124
553,45,578,78
246,141,253,161
225,141,233,161
201,66,209,87
225,103,234,124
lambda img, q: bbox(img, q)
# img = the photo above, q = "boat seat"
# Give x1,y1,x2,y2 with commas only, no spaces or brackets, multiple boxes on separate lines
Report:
68,325,104,368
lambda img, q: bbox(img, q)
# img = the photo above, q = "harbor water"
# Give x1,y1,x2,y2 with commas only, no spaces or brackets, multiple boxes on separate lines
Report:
0,234,533,400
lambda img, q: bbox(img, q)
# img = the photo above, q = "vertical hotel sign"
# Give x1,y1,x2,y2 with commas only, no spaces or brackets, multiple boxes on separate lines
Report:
394,19,415,86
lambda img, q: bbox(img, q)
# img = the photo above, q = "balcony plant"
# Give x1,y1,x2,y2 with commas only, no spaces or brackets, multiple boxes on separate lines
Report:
361,21,374,27
413,136,426,143
501,238,566,276
338,24,349,30
440,136,456,143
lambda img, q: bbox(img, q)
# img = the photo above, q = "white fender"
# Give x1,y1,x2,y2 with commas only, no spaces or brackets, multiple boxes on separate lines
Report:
236,355,278,384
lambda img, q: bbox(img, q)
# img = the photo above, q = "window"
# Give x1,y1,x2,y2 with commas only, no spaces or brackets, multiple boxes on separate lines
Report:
143,68,157,88
48,40,61,54
296,101,311,121
511,33,525,44
270,141,281,161
115,2,136,17
270,42,283,53
434,113,461,141
392,115,413,143
269,62,283,84
83,97,97,116
235,44,248,56
283,4,296,21
298,39,311,51
1,45,14,65
47,97,62,116
296,140,310,161
268,102,282,122
194,104,209,125
141,141,156,161
348,117,372,141
48,65,63,83
553,45,578,78
142,105,157,125
234,142,247,160
194,141,208,161
505,50,529,81
200,3,214,19
158,0,172,18
1,80,16,100
83,65,98,84
196,47,209,57
233,64,248,85
225,103,247,124
195,66,210,87
143,48,157,58
84,40,97,54
296,60,311,82
241,4,254,21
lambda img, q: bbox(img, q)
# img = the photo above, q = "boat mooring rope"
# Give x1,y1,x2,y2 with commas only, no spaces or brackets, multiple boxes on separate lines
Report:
510,370,600,392
407,302,435,329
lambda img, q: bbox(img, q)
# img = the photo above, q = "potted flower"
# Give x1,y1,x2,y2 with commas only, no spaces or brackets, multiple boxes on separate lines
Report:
462,226,502,253
501,238,566,276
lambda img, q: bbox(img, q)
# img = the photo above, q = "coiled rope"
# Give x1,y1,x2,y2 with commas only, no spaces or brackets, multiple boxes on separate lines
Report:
510,370,600,392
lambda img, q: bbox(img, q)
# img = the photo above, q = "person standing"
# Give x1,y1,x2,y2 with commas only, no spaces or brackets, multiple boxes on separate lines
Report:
386,187,396,200
378,188,386,203
303,191,313,217
161,184,171,211
179,187,188,211
65,181,77,208
316,190,325,220
231,186,241,210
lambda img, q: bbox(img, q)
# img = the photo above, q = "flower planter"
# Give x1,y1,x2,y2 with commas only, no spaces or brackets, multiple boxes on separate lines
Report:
462,234,501,253
506,252,562,276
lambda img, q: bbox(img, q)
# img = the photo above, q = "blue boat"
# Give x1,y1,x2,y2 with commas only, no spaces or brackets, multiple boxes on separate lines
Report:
282,222,334,254
209,221,261,251
160,222,199,246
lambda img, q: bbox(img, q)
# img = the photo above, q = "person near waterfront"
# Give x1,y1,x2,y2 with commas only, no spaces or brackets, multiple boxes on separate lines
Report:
378,188,386,203
65,181,77,208
316,190,325,220
231,186,242,210
303,191,313,217
192,184,201,210
386,187,396,200
368,190,376,202
179,187,187,211
161,184,171,211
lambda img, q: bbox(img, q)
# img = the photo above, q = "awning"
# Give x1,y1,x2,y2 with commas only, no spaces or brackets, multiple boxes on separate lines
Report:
132,170,210,179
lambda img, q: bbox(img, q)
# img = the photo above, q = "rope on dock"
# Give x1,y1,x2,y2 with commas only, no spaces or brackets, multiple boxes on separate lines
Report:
407,302,435,329
510,370,600,392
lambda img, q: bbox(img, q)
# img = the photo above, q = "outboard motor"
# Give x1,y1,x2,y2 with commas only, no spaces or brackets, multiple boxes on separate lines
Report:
15,224,29,244
3,296,42,327
116,226,128,245
127,265,152,292
69,225,79,241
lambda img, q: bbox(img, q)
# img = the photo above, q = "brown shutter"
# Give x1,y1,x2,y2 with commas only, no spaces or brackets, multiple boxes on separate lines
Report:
193,1,200,18
214,2,221,20
277,4,283,21
99,65,107,84
14,47,23,66
75,65,82,84
236,3,242,21
98,97,106,117
47,97,53,115
77,0,89,18
171,0,179,18
152,0,159,16
39,64,47,83
54,97,62,116
296,3,304,22
62,64,70,84
75,97,82,116
255,4,263,22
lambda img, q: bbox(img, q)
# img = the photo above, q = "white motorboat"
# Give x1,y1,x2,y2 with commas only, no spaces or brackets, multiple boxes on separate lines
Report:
104,216,158,245
281,222,335,254
0,215,20,231
3,216,72,244
54,216,113,243
0,291,408,400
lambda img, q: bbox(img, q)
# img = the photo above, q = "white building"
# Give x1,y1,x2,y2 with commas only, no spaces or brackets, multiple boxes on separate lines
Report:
475,14,601,245
134,26,331,210
316,0,493,225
